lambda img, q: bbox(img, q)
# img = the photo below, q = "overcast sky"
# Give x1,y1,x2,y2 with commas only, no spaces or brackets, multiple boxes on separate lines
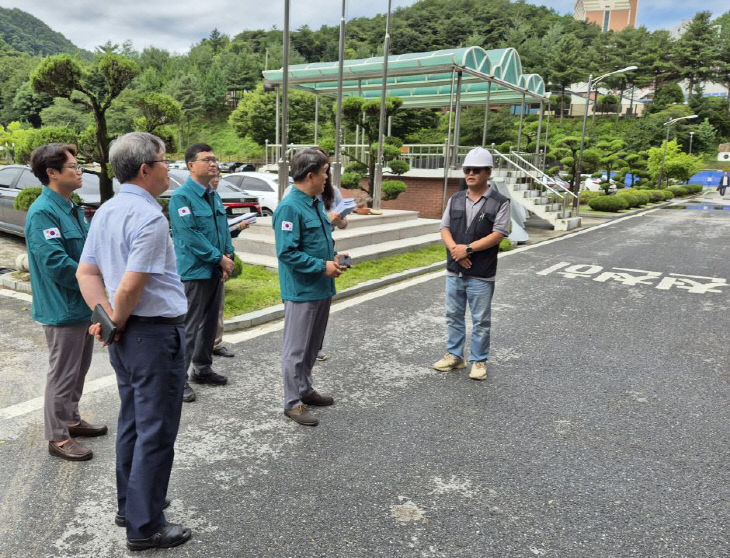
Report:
1,0,726,53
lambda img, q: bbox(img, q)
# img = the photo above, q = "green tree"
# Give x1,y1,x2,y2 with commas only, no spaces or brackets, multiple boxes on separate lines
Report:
674,12,722,95
647,139,702,186
31,53,139,201
135,92,181,134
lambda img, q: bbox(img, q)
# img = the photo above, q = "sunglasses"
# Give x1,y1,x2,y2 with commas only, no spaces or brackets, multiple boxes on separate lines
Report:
463,167,487,175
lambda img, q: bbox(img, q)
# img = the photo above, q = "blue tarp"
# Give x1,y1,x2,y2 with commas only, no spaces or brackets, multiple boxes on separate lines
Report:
688,170,724,186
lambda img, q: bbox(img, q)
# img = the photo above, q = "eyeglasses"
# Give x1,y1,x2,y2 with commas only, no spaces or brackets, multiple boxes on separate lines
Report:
144,160,171,167
194,157,218,165
463,167,487,175
62,164,83,172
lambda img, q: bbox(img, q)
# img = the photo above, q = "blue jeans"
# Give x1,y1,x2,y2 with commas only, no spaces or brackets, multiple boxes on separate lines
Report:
445,276,494,363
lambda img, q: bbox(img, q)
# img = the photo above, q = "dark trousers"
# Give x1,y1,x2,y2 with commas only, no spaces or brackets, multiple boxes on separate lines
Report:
108,321,186,539
184,276,223,376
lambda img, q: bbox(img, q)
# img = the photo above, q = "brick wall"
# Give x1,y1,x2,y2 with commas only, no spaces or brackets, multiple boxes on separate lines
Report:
341,176,464,219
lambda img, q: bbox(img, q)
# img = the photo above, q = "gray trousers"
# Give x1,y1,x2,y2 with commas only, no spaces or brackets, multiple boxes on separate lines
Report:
184,276,223,376
42,322,94,441
214,288,225,349
282,298,331,410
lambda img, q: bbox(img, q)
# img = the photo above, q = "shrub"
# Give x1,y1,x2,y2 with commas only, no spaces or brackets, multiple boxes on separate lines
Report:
580,190,602,204
685,184,703,194
381,180,407,201
341,171,364,190
387,159,410,175
619,189,650,205
615,192,639,207
499,238,513,252
659,189,675,200
645,190,666,202
668,186,690,196
588,195,629,212
14,187,82,211
231,254,244,279
345,161,367,173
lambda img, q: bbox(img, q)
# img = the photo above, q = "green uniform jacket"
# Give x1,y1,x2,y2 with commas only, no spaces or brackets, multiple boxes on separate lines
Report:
24,187,91,326
273,186,336,302
169,177,234,281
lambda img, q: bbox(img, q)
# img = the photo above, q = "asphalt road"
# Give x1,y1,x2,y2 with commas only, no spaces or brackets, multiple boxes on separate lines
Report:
0,199,728,557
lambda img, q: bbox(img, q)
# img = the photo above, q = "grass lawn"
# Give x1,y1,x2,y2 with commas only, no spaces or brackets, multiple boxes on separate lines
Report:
223,244,447,318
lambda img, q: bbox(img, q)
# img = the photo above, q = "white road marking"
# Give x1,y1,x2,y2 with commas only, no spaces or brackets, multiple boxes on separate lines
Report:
0,288,32,302
0,374,116,421
0,207,668,421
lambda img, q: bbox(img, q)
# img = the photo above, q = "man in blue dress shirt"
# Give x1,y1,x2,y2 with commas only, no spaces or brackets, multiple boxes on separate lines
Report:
76,132,191,551
168,143,234,403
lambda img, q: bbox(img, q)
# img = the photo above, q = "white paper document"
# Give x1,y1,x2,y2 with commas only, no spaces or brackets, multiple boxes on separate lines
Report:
228,212,257,232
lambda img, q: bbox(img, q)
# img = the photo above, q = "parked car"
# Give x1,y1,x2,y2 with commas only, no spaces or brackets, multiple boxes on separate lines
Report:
581,174,617,192
0,166,261,237
225,171,292,216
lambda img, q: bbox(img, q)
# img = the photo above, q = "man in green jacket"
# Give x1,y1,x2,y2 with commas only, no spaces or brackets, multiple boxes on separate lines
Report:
274,148,348,426
25,143,107,461
169,143,234,402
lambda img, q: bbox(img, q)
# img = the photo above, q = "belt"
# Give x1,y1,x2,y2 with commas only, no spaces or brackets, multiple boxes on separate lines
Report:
128,314,186,325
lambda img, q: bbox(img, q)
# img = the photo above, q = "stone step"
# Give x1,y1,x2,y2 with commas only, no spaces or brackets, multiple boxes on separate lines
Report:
242,209,422,236
236,232,443,270
233,217,441,256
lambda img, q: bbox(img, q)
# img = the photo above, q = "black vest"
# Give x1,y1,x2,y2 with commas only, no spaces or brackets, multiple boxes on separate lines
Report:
445,187,508,278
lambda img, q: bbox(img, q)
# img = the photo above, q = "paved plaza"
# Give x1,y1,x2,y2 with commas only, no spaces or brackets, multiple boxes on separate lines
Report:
0,196,728,557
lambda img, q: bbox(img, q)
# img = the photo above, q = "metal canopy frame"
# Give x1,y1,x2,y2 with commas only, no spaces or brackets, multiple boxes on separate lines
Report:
263,46,547,108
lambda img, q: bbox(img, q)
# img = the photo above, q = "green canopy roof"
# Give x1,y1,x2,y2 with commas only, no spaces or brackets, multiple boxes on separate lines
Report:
262,46,546,108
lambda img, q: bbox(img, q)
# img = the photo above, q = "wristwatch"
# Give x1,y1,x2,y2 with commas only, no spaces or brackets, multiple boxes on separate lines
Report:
466,244,473,255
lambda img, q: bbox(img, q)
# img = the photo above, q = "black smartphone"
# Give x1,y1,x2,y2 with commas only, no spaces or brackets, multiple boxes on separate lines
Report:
338,254,352,268
91,304,118,345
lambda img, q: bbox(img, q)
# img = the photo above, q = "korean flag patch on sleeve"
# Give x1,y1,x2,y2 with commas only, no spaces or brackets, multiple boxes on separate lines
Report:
178,206,192,217
281,220,294,231
43,227,61,240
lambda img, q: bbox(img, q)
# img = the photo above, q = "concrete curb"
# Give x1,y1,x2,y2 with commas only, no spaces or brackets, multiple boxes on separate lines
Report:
223,260,447,332
0,272,31,294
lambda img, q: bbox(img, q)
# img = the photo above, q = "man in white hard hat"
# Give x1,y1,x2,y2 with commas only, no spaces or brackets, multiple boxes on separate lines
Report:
433,147,510,381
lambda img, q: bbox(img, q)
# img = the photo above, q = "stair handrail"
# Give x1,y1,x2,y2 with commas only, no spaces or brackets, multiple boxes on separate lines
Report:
506,149,578,199
490,148,571,200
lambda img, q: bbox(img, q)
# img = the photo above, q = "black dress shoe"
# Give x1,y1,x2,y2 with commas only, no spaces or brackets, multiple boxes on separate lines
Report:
212,346,235,358
127,523,192,551
182,382,196,402
190,370,227,386
116,498,171,527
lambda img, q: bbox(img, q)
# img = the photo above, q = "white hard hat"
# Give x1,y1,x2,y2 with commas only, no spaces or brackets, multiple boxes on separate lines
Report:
462,147,493,168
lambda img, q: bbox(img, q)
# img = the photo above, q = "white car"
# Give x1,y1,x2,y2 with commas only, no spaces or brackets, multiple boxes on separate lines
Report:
225,171,292,216
581,174,617,192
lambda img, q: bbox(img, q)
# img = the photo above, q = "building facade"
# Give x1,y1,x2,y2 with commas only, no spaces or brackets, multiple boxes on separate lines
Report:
574,0,639,32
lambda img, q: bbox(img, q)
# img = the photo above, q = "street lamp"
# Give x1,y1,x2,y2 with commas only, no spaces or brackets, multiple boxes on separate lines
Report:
658,115,697,188
688,131,695,154
574,65,637,213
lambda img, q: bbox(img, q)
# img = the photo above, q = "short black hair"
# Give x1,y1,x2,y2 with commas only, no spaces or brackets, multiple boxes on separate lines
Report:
290,148,329,183
29,143,78,186
184,143,214,164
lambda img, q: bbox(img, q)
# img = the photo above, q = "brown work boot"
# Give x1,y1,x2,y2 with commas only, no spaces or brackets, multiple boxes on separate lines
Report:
301,390,334,406
48,439,93,461
284,404,319,426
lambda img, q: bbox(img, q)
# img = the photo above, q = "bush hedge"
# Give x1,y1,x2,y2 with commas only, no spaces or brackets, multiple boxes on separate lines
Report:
645,189,666,202
14,187,83,211
668,186,690,196
588,195,629,212
381,180,407,201
341,171,364,190
615,192,639,207
580,190,602,204
660,189,675,200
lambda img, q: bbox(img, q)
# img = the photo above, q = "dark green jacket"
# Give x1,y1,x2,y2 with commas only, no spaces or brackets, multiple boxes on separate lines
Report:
273,187,336,302
24,187,91,326
169,177,234,281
